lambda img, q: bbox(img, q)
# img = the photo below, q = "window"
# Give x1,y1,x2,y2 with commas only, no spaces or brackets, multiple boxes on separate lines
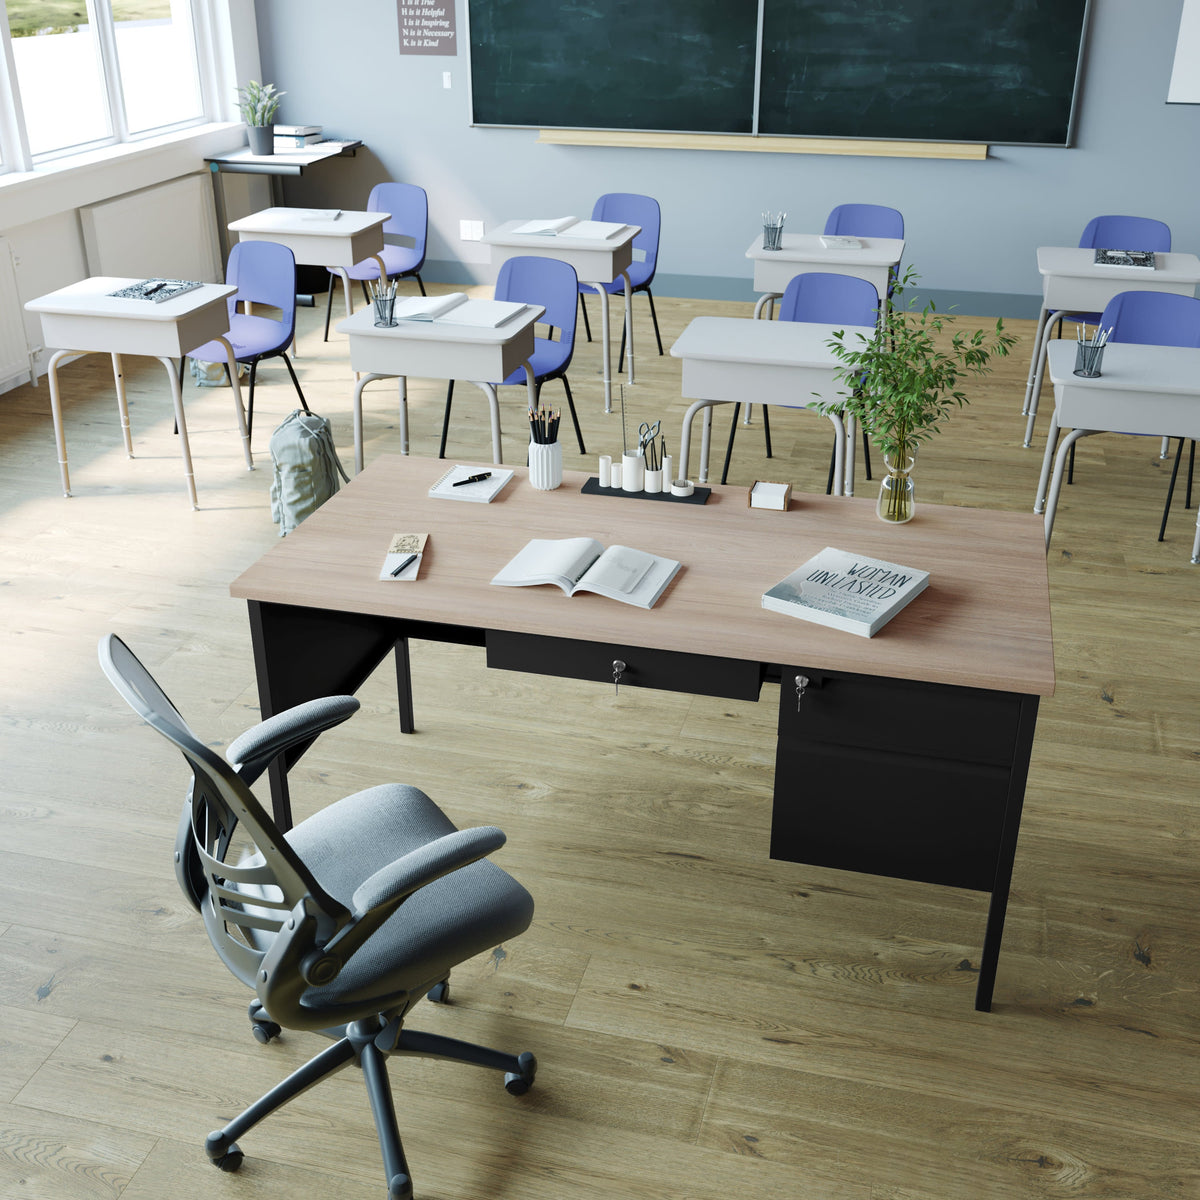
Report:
1,0,209,169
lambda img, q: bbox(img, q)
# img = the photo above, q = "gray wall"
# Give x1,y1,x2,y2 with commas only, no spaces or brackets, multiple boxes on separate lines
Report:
256,0,1199,317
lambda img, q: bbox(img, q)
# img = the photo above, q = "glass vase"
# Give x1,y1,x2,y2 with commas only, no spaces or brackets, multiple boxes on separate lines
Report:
877,454,915,523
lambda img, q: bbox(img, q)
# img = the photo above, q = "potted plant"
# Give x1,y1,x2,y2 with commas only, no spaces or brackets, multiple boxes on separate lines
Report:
237,80,285,155
819,267,1016,522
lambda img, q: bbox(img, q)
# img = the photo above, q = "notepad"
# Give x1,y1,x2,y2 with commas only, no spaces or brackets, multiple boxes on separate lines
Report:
513,216,578,235
301,209,342,221
379,532,429,581
819,235,862,250
391,293,530,327
428,464,514,502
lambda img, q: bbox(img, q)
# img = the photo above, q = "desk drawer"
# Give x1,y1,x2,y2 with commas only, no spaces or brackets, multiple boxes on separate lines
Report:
486,631,763,700
777,665,1023,766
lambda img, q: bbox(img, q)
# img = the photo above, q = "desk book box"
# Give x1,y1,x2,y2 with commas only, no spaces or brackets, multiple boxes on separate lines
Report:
762,546,929,637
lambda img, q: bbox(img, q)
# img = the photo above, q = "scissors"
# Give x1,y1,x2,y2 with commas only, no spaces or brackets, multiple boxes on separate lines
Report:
637,421,661,454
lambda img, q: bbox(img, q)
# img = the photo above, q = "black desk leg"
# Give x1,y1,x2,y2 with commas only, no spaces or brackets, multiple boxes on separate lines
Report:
395,639,415,734
974,694,1040,1012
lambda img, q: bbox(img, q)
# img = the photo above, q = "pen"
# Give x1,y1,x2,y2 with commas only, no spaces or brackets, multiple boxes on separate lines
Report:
390,553,418,577
452,472,491,486
144,282,165,296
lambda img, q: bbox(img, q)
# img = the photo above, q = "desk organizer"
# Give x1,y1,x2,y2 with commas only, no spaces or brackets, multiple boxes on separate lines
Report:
581,477,710,504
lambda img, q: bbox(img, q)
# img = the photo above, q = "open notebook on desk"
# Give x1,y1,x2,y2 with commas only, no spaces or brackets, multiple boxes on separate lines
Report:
512,217,630,240
392,293,531,327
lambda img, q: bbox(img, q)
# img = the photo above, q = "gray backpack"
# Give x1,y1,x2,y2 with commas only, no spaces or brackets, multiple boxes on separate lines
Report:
268,410,349,536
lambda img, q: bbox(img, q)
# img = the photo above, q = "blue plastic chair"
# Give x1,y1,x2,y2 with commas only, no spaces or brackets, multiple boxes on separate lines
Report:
184,240,307,444
1058,290,1200,540
577,193,662,371
440,256,586,458
721,272,881,488
323,182,428,340
823,204,905,240
1064,215,1172,330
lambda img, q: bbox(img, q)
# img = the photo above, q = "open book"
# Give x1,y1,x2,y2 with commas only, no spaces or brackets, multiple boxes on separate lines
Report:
491,538,680,609
391,292,531,328
512,217,630,240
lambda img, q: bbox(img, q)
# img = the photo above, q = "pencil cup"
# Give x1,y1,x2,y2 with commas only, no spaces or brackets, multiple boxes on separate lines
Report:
644,468,663,494
373,295,397,327
622,452,644,493
598,454,612,487
528,440,562,490
1073,342,1105,378
762,220,785,251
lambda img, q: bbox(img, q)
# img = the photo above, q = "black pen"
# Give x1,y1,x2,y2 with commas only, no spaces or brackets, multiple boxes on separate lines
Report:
143,281,166,296
452,472,491,486
390,553,418,577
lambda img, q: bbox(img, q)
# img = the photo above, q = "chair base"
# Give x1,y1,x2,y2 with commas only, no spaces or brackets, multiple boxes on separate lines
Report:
205,1002,536,1198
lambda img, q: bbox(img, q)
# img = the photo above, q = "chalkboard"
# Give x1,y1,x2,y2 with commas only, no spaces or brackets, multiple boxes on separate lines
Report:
469,0,1089,146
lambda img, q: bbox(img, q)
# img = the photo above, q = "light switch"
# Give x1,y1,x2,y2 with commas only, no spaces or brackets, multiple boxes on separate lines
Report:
460,220,485,241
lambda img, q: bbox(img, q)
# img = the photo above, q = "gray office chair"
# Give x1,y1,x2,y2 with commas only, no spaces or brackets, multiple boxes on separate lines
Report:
98,634,536,1200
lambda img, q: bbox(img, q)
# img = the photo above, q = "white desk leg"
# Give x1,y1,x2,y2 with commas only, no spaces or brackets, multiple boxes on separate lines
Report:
215,335,253,469
1191,503,1200,564
111,353,134,457
398,376,409,456
753,293,780,320
371,254,389,285
1033,410,1061,515
589,282,613,414
351,371,391,474
472,381,505,464
522,361,538,415
621,271,636,384
46,348,82,497
827,413,846,498
1021,305,1050,416
157,355,198,509
1042,427,1094,550
677,399,717,485
1024,309,1068,447
699,404,716,484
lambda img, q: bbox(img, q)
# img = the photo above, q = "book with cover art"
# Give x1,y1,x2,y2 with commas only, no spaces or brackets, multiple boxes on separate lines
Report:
491,537,680,609
108,278,203,303
1094,248,1157,269
762,546,929,637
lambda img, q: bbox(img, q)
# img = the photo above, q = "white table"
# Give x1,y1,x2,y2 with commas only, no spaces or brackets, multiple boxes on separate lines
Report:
24,277,252,508
1034,340,1200,563
482,219,640,414
670,316,871,493
337,304,544,472
228,207,390,330
745,233,905,320
1021,247,1200,447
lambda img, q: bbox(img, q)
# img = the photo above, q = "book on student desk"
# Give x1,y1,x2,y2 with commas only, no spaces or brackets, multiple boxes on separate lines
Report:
392,292,530,327
108,278,203,303
491,537,681,609
512,217,629,239
1094,248,1157,269
762,546,929,637
819,235,863,250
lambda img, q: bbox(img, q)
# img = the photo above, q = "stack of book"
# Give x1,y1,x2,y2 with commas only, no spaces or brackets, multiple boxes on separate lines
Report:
274,124,322,149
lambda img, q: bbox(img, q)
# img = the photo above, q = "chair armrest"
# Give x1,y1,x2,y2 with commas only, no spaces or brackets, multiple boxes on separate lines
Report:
226,696,359,786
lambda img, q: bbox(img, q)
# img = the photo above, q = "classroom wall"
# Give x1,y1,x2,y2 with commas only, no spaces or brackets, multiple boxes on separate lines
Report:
255,0,1200,317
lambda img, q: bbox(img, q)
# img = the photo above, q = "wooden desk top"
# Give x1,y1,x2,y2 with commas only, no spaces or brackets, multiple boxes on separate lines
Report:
231,455,1055,697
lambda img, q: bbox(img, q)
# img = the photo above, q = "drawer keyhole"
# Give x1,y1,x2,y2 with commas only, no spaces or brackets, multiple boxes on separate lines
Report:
612,659,626,697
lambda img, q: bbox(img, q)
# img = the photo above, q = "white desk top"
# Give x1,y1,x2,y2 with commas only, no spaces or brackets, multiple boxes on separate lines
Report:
483,218,640,251
1047,339,1200,396
745,233,905,267
25,276,236,320
228,207,389,237
209,142,359,169
337,303,545,345
1037,246,1200,284
671,315,873,366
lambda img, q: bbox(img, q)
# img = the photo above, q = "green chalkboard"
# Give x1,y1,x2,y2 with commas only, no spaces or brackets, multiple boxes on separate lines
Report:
469,0,1089,146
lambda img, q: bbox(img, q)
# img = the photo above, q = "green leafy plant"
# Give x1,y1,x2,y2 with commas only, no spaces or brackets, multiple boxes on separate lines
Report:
818,267,1016,470
236,80,284,127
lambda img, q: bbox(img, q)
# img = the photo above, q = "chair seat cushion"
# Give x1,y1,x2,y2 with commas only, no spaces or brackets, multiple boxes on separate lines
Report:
188,312,290,363
284,783,534,1008
331,244,423,283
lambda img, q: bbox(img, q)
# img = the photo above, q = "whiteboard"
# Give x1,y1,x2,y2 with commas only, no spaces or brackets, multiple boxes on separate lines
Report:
1169,0,1200,102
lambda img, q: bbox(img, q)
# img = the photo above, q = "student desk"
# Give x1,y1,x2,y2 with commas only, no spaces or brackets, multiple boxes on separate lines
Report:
25,276,252,508
337,305,544,471
670,316,871,493
1035,340,1200,562
482,219,640,414
1021,247,1200,447
746,233,905,320
228,207,390,329
230,455,1055,1011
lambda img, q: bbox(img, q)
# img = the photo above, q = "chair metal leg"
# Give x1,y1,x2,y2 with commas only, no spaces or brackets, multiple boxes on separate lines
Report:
439,381,454,459
1067,440,1076,485
1187,440,1195,510
862,429,873,481
322,275,336,342
561,375,585,454
1161,437,1185,541
279,353,310,413
361,281,371,306
762,403,772,458
414,272,427,297
246,359,258,441
720,402,742,485
579,293,592,342
646,287,664,355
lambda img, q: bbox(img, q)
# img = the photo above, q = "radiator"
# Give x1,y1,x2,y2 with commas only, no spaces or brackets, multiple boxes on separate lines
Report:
0,237,33,389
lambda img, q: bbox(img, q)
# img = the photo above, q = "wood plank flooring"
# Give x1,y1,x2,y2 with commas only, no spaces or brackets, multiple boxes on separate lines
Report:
1,288,1198,1200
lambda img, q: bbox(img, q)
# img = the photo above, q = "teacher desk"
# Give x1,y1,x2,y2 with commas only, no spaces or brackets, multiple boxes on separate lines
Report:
230,456,1054,1011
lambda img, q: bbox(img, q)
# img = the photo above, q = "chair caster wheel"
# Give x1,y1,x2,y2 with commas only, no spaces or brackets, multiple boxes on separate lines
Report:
504,1051,537,1095
388,1171,413,1199
426,980,449,1004
251,1019,282,1043
205,1131,243,1171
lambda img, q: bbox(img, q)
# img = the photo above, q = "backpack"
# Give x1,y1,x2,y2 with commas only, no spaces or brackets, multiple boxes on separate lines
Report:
268,410,349,536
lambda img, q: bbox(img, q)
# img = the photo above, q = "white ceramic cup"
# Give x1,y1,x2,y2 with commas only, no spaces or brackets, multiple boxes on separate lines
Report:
528,440,563,490
598,454,612,487
622,453,644,493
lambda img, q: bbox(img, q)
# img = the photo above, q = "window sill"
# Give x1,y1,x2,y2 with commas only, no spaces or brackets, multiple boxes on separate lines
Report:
0,122,248,230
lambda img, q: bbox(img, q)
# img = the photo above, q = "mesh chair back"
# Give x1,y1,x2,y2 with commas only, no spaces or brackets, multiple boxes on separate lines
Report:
593,192,660,283
98,634,341,988
824,204,904,239
497,256,578,354
779,272,880,327
370,182,428,273
1079,215,1171,253
1100,291,1200,347
227,240,299,345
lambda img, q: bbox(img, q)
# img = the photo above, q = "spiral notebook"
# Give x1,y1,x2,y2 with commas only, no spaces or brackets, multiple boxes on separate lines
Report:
428,464,514,502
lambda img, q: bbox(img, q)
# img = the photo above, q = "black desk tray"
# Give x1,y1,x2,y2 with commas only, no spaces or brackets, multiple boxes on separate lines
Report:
580,477,710,504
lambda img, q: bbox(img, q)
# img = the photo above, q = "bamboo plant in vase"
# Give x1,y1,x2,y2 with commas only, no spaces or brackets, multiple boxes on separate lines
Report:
820,267,1016,523
237,80,285,155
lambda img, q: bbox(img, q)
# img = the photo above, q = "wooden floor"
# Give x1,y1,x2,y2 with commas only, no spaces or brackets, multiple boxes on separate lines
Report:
2,288,1198,1200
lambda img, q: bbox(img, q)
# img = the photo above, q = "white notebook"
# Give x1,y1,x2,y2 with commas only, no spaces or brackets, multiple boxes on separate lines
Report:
428,464,514,502
391,293,530,327
513,216,578,235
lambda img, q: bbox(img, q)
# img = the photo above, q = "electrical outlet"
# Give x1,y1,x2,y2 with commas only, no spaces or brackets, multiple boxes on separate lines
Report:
460,220,484,241
443,71,452,89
